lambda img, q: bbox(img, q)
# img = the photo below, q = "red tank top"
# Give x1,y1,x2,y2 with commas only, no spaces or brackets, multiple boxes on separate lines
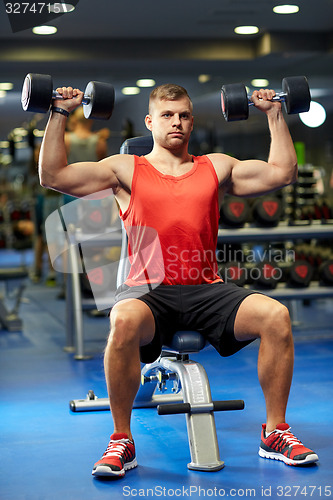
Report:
120,155,222,286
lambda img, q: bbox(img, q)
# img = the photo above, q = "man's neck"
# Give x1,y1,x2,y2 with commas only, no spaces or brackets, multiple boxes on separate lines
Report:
146,143,192,168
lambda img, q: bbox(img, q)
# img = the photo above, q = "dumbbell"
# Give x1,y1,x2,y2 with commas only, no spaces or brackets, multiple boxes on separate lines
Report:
221,76,311,122
79,206,109,233
319,260,333,286
219,197,250,227
287,260,313,288
252,196,283,227
21,73,115,120
84,206,107,231
81,262,115,297
219,261,247,287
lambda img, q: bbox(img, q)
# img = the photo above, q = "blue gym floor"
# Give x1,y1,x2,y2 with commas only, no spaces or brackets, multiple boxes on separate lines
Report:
1,251,332,500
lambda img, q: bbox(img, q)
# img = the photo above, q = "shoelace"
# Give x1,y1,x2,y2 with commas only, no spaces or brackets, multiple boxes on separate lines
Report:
104,439,129,458
275,428,303,447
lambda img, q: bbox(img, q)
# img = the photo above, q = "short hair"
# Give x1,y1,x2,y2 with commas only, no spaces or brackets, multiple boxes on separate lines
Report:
149,84,193,114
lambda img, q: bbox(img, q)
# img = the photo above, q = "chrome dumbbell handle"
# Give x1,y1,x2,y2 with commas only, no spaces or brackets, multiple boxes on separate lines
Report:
52,90,91,106
248,92,287,106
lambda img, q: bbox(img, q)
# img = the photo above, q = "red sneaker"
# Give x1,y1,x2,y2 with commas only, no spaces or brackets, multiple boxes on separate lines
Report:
92,433,137,478
259,423,319,466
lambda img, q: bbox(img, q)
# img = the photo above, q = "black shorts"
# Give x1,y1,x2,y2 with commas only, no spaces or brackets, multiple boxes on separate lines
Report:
114,282,259,363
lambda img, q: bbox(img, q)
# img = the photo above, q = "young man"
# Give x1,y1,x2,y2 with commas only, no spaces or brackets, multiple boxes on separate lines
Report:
39,83,318,478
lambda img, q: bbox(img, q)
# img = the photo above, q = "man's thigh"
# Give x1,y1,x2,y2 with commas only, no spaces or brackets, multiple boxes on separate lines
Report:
233,293,287,342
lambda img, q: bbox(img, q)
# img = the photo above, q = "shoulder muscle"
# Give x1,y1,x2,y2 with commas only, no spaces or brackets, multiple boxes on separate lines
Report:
206,153,235,185
102,154,135,192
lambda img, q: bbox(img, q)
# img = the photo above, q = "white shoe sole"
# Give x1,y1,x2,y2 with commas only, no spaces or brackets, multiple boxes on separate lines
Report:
259,447,319,466
92,458,138,477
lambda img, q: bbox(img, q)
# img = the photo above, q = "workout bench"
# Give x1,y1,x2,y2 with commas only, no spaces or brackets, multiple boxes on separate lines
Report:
70,135,245,471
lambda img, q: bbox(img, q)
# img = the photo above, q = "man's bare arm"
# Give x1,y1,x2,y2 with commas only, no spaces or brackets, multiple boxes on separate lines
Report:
38,86,131,198
209,89,298,198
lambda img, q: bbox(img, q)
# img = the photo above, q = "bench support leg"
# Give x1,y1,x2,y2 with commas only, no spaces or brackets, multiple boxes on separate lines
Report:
70,355,230,471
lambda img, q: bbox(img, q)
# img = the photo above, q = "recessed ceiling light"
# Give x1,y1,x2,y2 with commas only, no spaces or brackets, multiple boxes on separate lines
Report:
136,79,156,88
299,101,326,128
0,83,13,91
48,3,75,13
273,4,299,14
32,25,58,35
122,87,141,96
251,79,269,87
198,74,211,83
234,26,259,35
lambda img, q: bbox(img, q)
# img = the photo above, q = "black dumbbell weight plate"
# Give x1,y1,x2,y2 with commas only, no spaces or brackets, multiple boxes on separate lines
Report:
220,197,250,227
81,265,113,296
282,76,311,115
80,206,108,233
221,83,249,122
219,261,247,287
88,265,114,296
252,261,281,289
288,260,313,287
319,260,333,286
21,73,53,113
252,196,283,227
83,81,115,120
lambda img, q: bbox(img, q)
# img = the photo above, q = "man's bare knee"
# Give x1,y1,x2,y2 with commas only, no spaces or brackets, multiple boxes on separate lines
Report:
108,299,155,350
261,301,292,344
109,313,138,349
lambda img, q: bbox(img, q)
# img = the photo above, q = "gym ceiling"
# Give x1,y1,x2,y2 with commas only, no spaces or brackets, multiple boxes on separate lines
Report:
0,0,333,141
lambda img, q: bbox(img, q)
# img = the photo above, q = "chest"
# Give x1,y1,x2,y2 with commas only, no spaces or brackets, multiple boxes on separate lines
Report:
134,166,219,227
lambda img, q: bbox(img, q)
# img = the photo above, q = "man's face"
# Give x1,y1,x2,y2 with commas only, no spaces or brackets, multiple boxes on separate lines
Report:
145,97,194,149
